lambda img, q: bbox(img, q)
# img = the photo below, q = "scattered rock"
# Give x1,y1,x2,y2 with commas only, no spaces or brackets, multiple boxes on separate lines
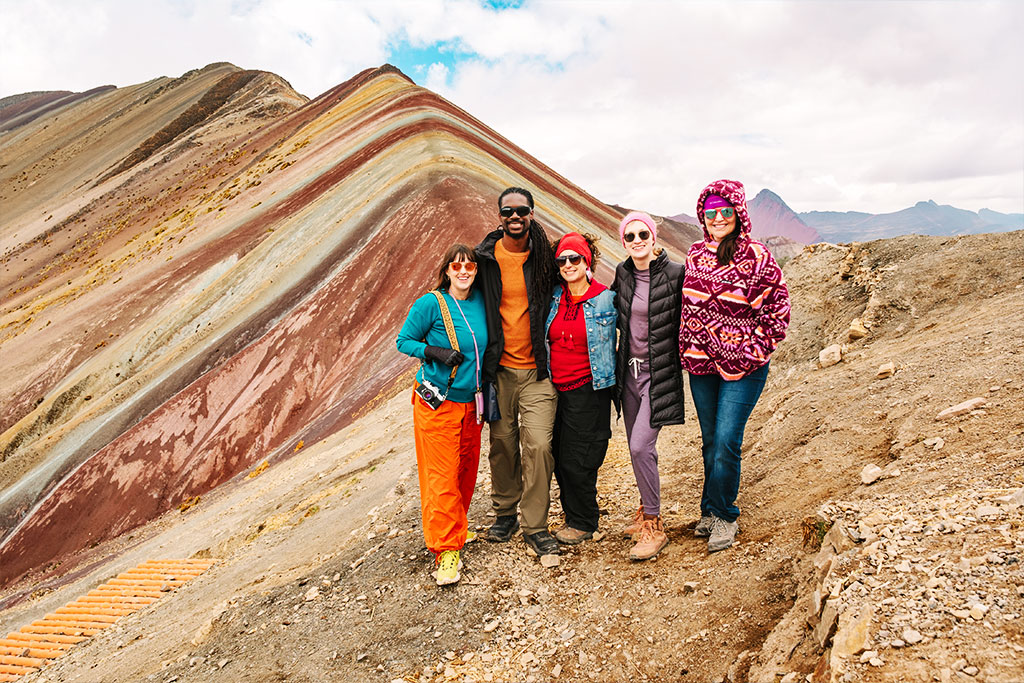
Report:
922,436,945,451
780,672,800,683
683,581,699,594
819,344,843,368
304,586,319,601
483,619,500,632
861,463,884,485
847,319,869,341
963,665,979,676
936,397,987,420
969,604,989,620
975,505,1000,517
876,361,895,379
902,628,922,645
540,554,559,568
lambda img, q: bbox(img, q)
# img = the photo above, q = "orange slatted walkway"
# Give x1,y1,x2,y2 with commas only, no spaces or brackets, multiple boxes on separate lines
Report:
0,558,214,681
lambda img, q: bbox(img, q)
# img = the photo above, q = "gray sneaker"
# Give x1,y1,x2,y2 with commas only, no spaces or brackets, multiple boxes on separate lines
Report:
707,516,739,553
694,515,715,538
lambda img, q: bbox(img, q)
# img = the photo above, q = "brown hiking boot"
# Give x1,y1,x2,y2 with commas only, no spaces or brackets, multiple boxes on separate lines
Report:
629,516,668,561
622,505,644,539
555,526,593,545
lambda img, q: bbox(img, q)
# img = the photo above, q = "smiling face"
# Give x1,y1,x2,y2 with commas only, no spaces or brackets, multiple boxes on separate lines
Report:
557,251,587,286
447,254,477,297
622,220,654,263
499,192,533,240
705,207,738,243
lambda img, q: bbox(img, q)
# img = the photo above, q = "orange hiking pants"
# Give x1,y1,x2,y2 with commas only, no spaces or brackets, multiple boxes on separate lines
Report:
412,390,482,556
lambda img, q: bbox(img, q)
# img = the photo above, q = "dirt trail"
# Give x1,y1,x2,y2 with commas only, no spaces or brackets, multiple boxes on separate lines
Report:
2,231,1023,683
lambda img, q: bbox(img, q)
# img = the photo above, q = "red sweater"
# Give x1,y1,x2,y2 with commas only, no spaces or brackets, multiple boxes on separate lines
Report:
548,281,607,391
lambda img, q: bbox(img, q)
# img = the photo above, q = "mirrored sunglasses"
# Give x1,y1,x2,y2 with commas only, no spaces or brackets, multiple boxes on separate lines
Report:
555,254,584,266
499,205,532,218
623,230,651,243
704,207,735,221
449,261,477,272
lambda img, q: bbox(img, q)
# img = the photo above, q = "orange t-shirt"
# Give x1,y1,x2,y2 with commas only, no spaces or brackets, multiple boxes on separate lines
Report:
495,239,536,369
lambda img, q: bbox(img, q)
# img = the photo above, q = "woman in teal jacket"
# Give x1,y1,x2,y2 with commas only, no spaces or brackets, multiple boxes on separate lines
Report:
396,244,487,586
543,232,617,545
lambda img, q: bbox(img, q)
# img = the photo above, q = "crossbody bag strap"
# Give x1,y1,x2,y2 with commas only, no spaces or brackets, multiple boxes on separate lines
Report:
431,290,460,387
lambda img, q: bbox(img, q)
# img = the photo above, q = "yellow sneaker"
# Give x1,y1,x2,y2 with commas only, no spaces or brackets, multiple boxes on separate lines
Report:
435,550,461,586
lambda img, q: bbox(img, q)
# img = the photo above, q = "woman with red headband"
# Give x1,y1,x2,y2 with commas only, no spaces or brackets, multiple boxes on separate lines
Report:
681,179,790,553
543,232,617,545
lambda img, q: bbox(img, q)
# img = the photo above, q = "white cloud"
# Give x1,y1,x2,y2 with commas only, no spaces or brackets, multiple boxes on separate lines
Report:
1,0,1021,214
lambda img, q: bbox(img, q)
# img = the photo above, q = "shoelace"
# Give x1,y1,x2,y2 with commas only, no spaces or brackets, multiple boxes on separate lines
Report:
636,519,657,543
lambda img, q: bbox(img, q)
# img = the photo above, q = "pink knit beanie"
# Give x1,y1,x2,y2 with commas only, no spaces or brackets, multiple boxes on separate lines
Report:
618,211,657,246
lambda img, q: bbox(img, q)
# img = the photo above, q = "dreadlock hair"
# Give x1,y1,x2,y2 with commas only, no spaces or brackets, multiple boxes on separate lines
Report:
498,186,534,209
498,186,554,297
528,220,557,299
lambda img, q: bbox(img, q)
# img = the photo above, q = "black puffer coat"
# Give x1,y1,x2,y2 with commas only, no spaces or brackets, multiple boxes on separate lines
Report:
611,251,685,427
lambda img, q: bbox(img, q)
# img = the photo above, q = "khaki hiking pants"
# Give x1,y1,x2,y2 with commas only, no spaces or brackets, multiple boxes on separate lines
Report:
488,366,557,535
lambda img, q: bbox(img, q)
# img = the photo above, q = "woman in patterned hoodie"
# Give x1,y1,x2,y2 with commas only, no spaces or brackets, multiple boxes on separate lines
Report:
680,179,791,553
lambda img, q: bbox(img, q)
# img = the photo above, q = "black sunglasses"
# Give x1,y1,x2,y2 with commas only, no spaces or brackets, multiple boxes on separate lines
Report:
624,230,651,243
555,254,584,266
500,205,532,218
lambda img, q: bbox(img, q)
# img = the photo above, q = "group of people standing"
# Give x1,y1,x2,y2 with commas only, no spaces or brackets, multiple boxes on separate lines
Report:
396,179,791,586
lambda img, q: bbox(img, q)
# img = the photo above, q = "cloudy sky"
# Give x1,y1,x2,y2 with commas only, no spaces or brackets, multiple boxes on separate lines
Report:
2,0,1022,216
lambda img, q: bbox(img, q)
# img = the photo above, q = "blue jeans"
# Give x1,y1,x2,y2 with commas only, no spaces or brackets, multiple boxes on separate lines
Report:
688,363,769,523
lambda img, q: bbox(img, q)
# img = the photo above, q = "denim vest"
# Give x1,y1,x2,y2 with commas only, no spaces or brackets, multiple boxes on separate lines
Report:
544,284,617,390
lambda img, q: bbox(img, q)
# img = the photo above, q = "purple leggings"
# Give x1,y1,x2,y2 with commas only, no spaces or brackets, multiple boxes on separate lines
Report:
622,360,661,516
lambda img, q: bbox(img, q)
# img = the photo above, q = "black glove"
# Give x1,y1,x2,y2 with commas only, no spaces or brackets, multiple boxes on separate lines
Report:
424,345,464,367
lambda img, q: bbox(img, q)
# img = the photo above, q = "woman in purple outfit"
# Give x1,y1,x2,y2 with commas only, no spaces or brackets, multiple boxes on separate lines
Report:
681,179,791,553
611,212,686,561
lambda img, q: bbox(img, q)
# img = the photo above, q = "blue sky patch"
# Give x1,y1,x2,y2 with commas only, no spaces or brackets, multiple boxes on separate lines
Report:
388,39,473,85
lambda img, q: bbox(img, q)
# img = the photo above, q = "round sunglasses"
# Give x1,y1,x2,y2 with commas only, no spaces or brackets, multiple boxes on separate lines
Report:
704,207,735,221
449,261,477,272
624,229,651,243
499,205,532,218
555,254,584,266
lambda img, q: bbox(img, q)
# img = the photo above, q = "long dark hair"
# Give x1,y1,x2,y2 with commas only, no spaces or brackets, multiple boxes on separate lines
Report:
717,227,741,266
435,244,477,291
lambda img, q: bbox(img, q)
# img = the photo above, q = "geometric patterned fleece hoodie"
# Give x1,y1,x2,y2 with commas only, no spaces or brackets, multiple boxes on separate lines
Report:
679,178,792,380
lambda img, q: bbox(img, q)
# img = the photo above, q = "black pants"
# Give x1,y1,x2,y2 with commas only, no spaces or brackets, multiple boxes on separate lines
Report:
552,383,613,532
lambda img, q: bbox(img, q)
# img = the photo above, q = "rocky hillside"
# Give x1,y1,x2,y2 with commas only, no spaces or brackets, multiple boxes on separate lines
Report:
0,227,1020,682
0,63,628,587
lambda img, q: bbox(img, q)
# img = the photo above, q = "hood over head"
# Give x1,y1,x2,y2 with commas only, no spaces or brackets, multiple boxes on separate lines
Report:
696,179,752,242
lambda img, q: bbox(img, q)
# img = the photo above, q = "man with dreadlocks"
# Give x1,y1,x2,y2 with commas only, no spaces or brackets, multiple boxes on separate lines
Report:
475,186,561,566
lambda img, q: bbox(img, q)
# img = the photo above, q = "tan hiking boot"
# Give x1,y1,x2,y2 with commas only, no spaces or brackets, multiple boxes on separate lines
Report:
554,526,593,545
629,516,668,561
622,505,644,539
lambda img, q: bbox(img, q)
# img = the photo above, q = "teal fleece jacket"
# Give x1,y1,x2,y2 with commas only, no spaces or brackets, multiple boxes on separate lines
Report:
396,289,488,403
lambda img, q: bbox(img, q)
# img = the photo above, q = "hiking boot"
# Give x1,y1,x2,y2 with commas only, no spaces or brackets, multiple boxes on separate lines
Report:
486,515,519,542
523,530,561,558
694,515,715,538
629,516,668,561
707,516,739,553
622,505,644,539
554,526,593,545
435,550,461,586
